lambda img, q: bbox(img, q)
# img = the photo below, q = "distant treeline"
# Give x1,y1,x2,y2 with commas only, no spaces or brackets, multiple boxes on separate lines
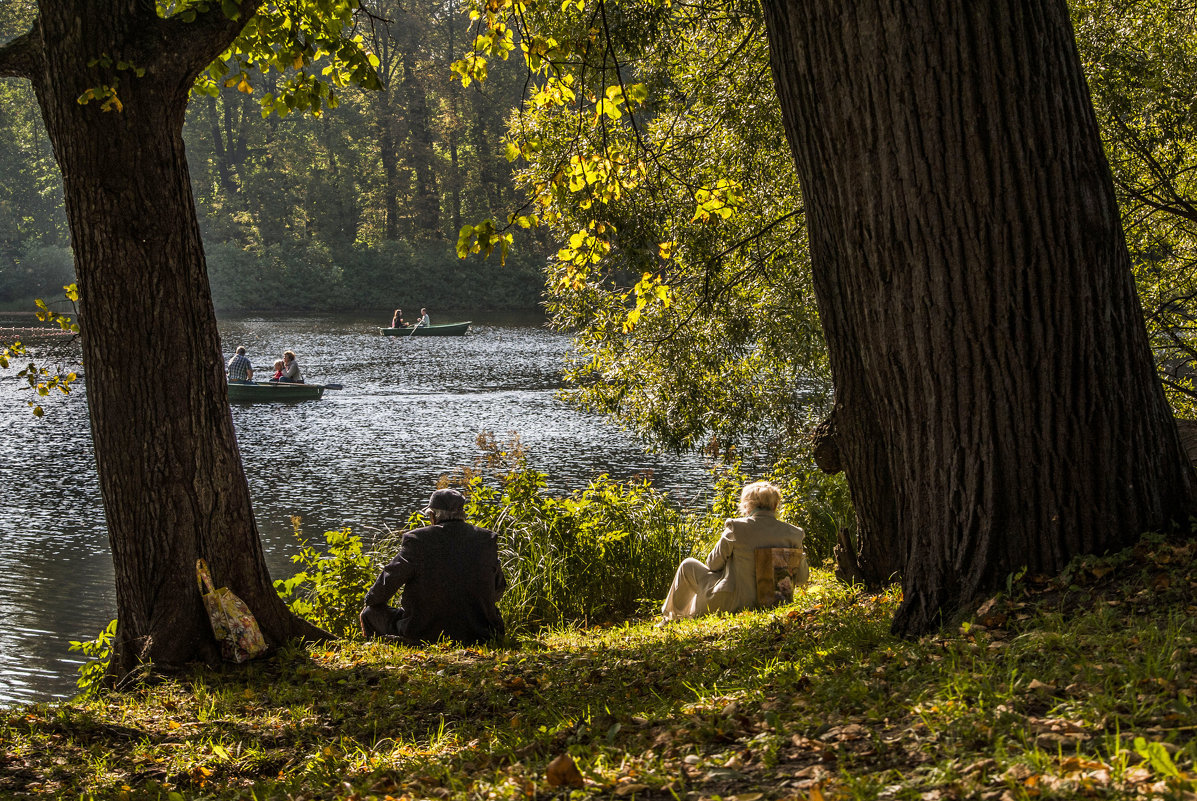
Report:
0,242,546,314
0,0,548,312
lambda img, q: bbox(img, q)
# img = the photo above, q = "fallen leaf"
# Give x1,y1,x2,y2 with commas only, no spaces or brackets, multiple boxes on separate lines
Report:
821,723,867,741
546,753,584,787
615,783,649,796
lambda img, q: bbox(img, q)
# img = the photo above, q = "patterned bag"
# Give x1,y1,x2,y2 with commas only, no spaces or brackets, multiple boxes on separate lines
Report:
196,558,268,663
754,547,809,607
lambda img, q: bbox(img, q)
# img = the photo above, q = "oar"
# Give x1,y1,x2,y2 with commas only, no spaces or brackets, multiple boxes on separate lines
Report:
322,383,344,390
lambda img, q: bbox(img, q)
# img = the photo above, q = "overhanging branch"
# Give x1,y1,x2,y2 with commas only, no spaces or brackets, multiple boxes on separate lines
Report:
158,0,263,83
0,31,42,81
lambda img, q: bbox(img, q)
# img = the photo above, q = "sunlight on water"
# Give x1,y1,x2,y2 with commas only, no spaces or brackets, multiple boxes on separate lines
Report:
0,313,716,705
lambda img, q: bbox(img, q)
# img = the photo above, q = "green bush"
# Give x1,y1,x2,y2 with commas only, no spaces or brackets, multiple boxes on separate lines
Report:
770,460,853,566
465,463,702,632
274,519,378,638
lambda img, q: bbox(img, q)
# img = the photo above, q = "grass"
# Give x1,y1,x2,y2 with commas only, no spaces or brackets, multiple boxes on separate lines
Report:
3,532,1197,800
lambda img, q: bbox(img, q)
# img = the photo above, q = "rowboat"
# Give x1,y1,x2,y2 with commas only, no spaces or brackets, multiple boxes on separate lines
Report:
379,321,471,337
227,381,326,402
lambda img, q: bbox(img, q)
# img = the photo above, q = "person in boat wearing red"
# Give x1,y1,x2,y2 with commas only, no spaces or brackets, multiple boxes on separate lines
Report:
391,308,407,328
226,346,254,384
278,350,303,383
360,488,507,645
270,359,285,381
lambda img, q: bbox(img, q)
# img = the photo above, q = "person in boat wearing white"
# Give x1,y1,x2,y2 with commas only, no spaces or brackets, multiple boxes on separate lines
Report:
416,308,431,328
391,308,407,328
660,480,808,622
226,346,253,384
279,350,303,383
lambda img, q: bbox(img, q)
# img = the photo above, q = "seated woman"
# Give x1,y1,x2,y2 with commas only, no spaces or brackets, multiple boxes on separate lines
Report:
391,308,407,328
660,480,808,622
279,350,303,383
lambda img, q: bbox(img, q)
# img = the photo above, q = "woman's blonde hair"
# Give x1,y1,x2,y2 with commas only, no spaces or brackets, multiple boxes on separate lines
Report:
738,480,781,516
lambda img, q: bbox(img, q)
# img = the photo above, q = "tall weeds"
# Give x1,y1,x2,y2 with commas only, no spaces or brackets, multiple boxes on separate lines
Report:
467,467,704,632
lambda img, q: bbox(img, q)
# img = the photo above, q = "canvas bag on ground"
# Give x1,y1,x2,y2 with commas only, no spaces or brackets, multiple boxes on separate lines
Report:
196,558,268,663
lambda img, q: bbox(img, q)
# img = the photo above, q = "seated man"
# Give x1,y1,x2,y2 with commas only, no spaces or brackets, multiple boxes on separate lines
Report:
360,488,507,645
226,346,254,384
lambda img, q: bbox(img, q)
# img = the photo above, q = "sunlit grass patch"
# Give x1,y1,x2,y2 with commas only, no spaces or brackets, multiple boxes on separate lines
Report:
4,546,1197,799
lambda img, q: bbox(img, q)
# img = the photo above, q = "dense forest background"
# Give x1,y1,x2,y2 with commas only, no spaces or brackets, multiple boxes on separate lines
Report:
0,0,549,314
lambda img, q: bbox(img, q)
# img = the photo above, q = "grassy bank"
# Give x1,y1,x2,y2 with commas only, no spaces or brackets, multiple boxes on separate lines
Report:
3,533,1196,800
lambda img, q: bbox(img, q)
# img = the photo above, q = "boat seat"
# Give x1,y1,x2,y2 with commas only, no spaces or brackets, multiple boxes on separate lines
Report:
754,547,807,607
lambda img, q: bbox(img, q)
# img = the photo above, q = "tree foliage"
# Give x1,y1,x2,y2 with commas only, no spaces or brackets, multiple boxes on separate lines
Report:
456,0,830,461
1073,0,1197,416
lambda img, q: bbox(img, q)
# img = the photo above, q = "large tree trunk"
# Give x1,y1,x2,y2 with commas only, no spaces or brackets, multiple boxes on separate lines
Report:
17,1,324,675
377,89,404,241
762,0,1197,634
401,53,441,237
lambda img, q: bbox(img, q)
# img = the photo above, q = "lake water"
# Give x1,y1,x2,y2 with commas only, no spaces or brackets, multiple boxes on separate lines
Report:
0,312,717,706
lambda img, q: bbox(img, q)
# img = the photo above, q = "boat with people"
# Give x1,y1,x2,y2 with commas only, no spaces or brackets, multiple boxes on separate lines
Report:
226,381,329,403
379,321,472,337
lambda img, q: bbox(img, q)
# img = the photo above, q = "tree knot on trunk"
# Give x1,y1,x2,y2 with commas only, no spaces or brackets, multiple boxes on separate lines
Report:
810,410,842,474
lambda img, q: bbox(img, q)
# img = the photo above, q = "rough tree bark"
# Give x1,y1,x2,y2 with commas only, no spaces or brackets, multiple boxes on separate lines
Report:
401,51,441,237
761,1,1197,634
0,0,325,675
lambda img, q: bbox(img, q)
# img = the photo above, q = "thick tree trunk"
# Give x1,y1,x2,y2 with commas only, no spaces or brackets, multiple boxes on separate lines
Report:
401,54,441,237
378,90,403,241
762,1,1197,634
24,2,324,674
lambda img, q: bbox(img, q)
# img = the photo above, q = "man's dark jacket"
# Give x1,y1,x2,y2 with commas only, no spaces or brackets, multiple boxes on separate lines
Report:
363,519,507,644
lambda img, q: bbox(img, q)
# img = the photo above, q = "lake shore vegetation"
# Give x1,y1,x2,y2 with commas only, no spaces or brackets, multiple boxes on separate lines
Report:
6,531,1197,799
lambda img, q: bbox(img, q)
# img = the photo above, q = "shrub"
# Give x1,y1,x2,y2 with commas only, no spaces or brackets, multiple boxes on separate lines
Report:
274,518,378,638
465,459,702,632
68,618,116,699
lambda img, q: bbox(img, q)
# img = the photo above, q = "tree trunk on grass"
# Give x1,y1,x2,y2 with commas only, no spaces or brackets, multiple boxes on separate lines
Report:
762,0,1197,635
1,1,325,677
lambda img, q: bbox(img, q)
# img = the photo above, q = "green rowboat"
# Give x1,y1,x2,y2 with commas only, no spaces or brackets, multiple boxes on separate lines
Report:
379,321,471,337
227,381,326,402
